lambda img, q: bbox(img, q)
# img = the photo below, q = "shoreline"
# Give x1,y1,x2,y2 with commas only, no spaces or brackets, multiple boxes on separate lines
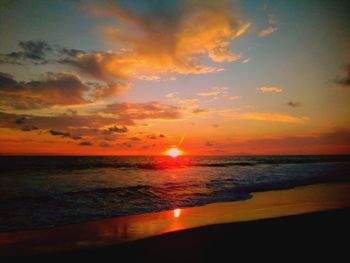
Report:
1,182,350,256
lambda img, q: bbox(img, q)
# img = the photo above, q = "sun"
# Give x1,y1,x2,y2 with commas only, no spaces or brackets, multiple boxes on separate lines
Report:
165,147,184,158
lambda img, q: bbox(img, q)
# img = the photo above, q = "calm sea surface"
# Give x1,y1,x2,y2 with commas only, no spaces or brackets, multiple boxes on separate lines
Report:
1,155,350,231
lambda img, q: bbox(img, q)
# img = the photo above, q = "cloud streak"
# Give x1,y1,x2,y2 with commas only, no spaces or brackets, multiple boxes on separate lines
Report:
256,86,283,93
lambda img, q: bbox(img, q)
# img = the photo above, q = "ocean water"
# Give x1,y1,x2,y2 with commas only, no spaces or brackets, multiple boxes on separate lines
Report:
0,155,350,231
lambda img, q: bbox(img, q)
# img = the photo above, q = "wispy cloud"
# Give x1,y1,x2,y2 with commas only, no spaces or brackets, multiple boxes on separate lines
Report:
239,112,305,123
259,14,279,37
287,101,302,108
335,64,350,87
256,86,283,93
198,87,229,97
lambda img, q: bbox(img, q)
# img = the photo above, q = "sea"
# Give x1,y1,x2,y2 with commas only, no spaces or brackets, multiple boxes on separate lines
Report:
1,155,350,232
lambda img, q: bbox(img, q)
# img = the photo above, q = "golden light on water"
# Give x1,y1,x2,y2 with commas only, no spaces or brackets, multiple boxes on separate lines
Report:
173,208,181,218
165,147,184,158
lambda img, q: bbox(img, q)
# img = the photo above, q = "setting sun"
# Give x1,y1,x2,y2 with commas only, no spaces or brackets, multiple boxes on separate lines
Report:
173,208,181,218
166,147,184,158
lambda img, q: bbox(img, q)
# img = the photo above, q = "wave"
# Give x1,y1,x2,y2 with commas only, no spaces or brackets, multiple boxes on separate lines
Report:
1,170,350,232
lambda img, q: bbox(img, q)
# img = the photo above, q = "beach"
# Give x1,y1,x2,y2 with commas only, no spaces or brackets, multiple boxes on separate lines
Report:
1,182,349,259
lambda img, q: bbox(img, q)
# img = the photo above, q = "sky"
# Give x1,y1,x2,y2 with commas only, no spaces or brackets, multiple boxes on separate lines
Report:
0,0,349,155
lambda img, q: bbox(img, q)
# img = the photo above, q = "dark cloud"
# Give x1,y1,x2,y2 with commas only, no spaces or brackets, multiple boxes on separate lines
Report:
0,72,91,109
15,116,26,125
205,141,215,147
116,142,132,148
79,141,93,146
287,101,302,108
335,64,350,86
49,130,70,137
21,125,38,132
146,133,166,139
108,126,128,133
100,142,111,147
49,130,81,140
129,137,141,141
1,40,52,64
0,71,125,109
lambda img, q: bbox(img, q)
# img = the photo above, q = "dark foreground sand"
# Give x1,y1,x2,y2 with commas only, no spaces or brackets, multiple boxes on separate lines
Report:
55,208,350,262
1,182,350,261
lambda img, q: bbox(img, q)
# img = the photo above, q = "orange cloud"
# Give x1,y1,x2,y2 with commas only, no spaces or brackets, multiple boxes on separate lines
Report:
256,86,283,93
198,87,229,97
239,112,305,123
259,14,279,37
259,26,278,37
86,0,249,78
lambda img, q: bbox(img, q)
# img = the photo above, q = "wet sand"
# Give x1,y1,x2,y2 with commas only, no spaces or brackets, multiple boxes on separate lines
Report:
1,182,350,259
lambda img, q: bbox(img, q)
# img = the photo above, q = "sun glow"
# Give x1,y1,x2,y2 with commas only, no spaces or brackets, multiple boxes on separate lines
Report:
173,208,181,218
165,147,183,158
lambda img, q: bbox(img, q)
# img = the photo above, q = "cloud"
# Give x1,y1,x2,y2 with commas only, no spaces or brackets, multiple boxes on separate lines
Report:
243,128,350,148
205,141,215,147
192,108,207,114
102,101,181,121
99,142,111,147
0,72,90,109
87,0,249,77
256,86,283,93
259,14,279,37
116,142,133,148
15,116,26,125
165,92,178,99
198,87,229,97
49,130,82,140
287,101,302,108
1,40,52,64
238,112,305,123
21,125,39,132
102,125,128,134
259,27,278,37
229,96,240,101
79,141,93,146
335,64,350,86
0,100,181,137
129,137,141,141
49,130,70,137
0,71,126,110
